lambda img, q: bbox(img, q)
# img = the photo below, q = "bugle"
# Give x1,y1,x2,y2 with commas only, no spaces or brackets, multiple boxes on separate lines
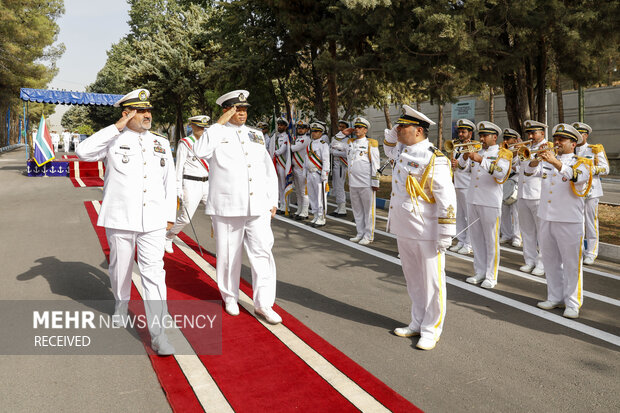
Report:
517,143,556,161
502,139,533,150
444,140,482,153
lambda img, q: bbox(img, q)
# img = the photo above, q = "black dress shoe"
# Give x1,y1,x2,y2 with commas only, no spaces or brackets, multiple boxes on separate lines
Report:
335,212,347,217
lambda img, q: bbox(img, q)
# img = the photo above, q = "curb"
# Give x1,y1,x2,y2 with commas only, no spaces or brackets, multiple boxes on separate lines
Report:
598,242,620,264
0,144,25,153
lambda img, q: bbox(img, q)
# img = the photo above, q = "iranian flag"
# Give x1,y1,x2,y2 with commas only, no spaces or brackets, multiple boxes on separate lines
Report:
33,115,55,166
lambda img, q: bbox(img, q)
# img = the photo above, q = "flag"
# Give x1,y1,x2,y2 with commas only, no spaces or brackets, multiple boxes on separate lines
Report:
33,115,55,166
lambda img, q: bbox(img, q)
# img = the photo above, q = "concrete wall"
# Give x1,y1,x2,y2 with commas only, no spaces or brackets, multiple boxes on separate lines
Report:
362,85,620,172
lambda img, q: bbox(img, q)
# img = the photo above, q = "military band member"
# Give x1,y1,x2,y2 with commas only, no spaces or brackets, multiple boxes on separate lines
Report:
329,119,351,216
461,121,512,289
165,115,211,253
304,122,330,227
449,119,475,254
272,118,291,215
193,90,281,324
344,117,380,245
384,105,456,350
76,88,176,355
290,120,311,220
530,124,592,319
499,128,522,247
517,120,547,276
574,122,608,265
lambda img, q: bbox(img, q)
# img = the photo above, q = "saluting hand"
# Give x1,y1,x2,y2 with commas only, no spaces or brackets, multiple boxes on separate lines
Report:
115,109,137,132
217,107,237,125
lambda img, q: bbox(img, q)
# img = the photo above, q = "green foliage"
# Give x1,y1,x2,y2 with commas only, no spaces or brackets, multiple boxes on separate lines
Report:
76,124,94,135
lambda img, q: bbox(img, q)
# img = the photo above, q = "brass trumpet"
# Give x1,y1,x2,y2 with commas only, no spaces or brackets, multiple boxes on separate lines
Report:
502,139,533,150
444,140,482,153
517,143,556,161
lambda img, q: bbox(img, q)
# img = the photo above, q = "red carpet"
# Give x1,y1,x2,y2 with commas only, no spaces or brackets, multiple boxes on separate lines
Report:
62,154,79,159
84,201,421,412
70,161,104,187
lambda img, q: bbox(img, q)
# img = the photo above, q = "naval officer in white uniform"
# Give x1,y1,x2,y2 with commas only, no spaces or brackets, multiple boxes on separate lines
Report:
76,88,176,355
384,105,456,351
193,90,282,324
165,115,211,253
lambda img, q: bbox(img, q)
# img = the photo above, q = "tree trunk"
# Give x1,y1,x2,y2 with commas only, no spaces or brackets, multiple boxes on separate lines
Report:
327,40,339,136
310,47,326,120
502,71,523,134
489,87,494,122
525,58,536,120
175,103,184,147
536,38,548,123
518,64,532,121
555,68,564,123
277,78,291,122
437,103,444,150
383,101,392,130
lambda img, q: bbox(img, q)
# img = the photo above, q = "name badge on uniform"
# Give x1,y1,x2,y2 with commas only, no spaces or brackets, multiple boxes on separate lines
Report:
248,131,264,145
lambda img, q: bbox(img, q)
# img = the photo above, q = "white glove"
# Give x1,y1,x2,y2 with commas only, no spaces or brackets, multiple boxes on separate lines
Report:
321,172,328,182
437,235,452,252
177,191,184,204
384,125,398,142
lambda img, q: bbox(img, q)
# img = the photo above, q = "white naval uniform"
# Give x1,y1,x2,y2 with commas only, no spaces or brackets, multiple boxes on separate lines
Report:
384,136,456,341
330,132,349,206
500,167,521,242
273,131,291,212
303,137,330,218
76,124,176,339
525,154,591,309
516,139,548,270
291,133,310,216
193,122,278,309
72,133,81,151
461,144,511,285
62,132,71,153
51,133,60,152
453,152,471,247
576,144,608,260
166,134,209,241
347,136,380,241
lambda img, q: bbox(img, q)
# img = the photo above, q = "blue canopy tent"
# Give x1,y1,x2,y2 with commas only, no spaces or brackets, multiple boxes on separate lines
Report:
19,87,123,157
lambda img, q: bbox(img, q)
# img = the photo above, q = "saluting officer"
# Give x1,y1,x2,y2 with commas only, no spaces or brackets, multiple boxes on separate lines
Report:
345,117,380,245
304,121,330,227
529,124,592,319
461,121,513,289
574,122,608,265
329,119,351,217
516,120,548,276
193,90,282,324
76,88,176,355
290,120,311,220
384,105,456,351
165,115,210,254
449,119,475,254
499,128,522,247
271,118,291,215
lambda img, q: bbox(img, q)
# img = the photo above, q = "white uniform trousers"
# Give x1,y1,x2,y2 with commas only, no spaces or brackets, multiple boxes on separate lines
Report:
517,198,543,269
106,227,168,338
455,188,471,246
584,197,600,260
307,171,327,217
167,179,209,239
468,204,501,282
539,220,584,309
211,214,276,308
332,162,348,205
292,167,309,214
276,164,288,211
501,202,521,242
350,186,375,241
397,237,447,341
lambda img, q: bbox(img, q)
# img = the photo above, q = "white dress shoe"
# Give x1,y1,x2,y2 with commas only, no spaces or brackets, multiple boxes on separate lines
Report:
481,279,496,289
457,245,472,254
511,239,522,247
519,264,534,273
466,274,485,285
151,335,175,356
394,326,419,337
449,242,463,252
583,256,595,265
349,236,362,242
225,300,239,316
358,238,371,246
254,307,282,324
416,337,437,350
164,238,174,254
531,267,545,276
537,300,564,310
313,217,326,227
563,307,579,319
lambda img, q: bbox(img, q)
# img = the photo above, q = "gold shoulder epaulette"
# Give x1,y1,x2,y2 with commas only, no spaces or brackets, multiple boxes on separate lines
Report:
368,138,379,147
434,149,445,157
498,147,514,160
151,131,167,139
589,144,604,154
347,138,355,144
576,156,593,167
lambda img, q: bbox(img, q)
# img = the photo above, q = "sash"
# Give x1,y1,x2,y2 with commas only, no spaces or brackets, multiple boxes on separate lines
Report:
306,143,323,171
181,136,209,172
293,150,305,169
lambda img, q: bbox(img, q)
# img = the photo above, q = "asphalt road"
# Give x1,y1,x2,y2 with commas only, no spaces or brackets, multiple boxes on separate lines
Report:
1,147,618,412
